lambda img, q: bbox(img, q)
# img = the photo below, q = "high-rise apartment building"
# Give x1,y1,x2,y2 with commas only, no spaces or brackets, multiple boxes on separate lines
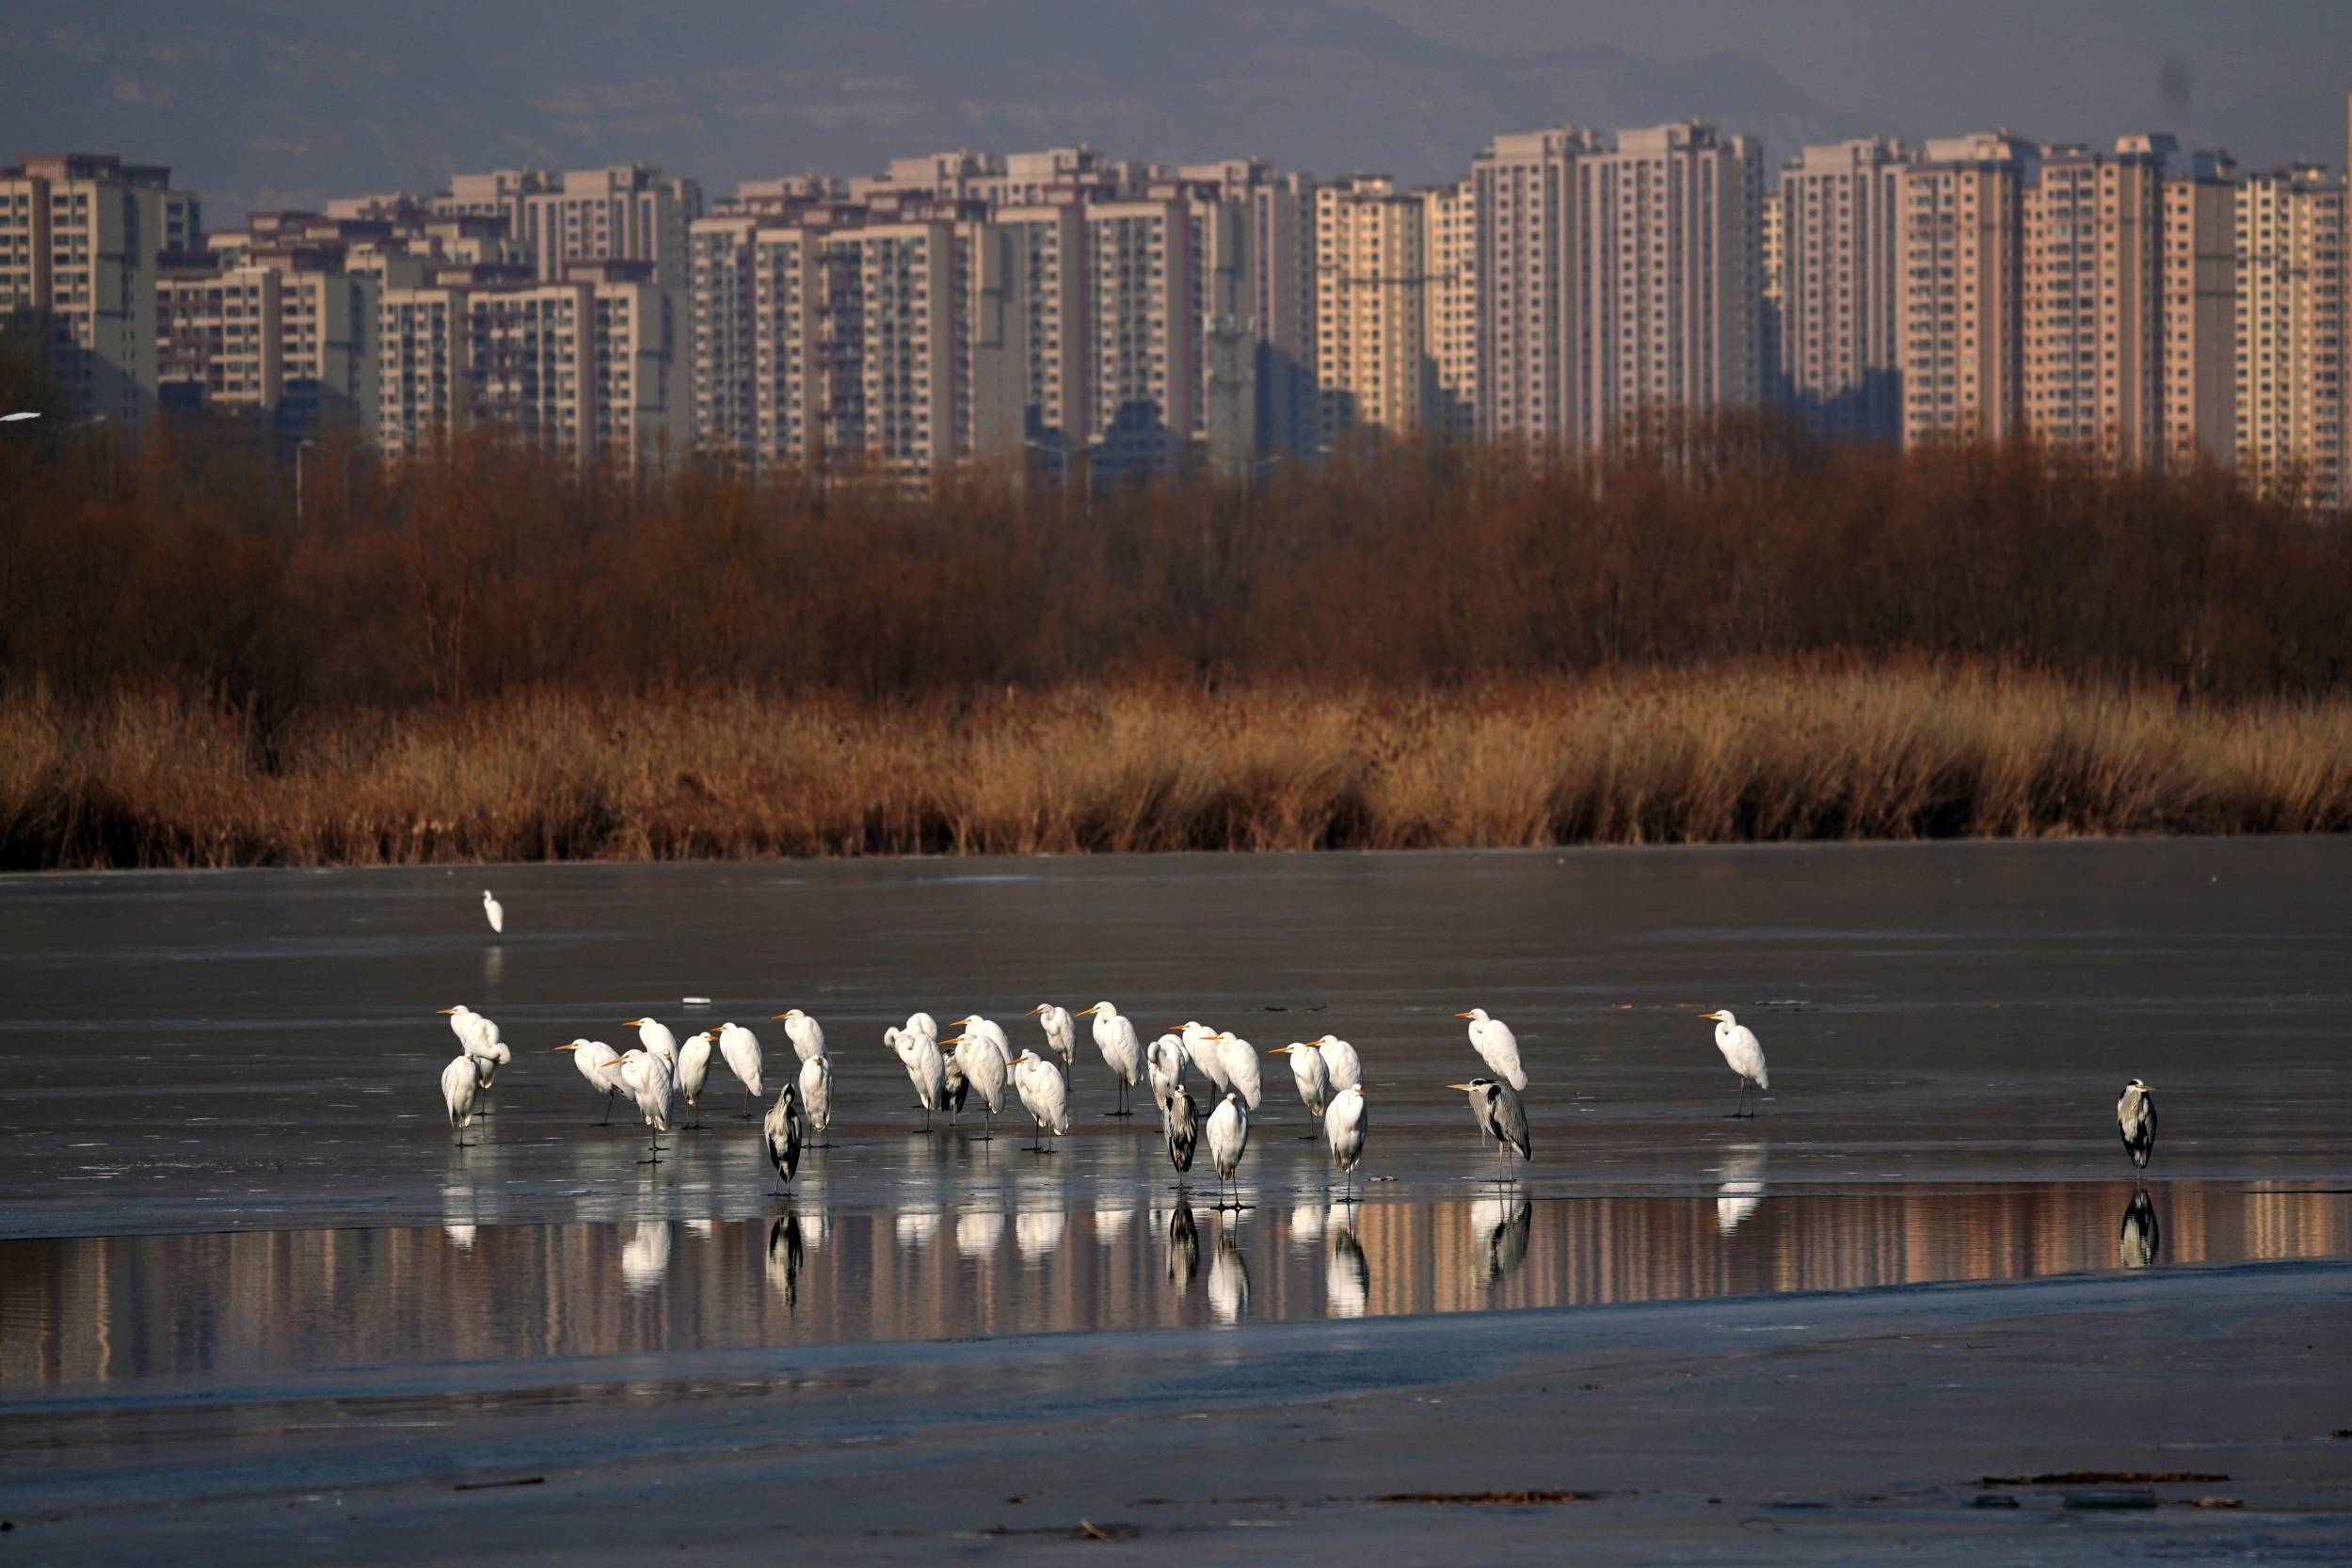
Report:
2159,150,2237,470
993,202,1091,458
1180,158,1317,454
1471,127,1595,442
156,245,377,437
1577,122,1766,445
1901,133,2039,446
0,152,196,427
519,166,703,287
2235,166,2344,507
1422,178,1478,439
1760,187,1784,405
433,168,551,235
1084,198,1196,475
1313,175,1431,440
1777,138,1912,441
2024,136,2175,464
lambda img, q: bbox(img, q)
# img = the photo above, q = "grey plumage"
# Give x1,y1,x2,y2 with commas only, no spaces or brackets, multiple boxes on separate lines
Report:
764,1083,805,1190
2116,1080,2156,1171
1466,1077,1530,1161
1163,1082,1199,1174
2119,1188,2160,1269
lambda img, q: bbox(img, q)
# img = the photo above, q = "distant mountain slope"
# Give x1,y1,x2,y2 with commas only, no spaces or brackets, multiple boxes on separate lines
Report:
0,0,1866,216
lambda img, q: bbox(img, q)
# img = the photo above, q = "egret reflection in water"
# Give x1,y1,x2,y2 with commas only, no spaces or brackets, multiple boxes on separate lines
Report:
1474,1193,1533,1287
620,1221,672,1293
1208,1226,1251,1323
1326,1208,1368,1318
2120,1188,2162,1269
1716,1143,1768,1235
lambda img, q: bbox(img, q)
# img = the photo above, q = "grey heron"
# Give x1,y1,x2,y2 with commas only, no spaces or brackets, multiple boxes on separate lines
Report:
2117,1079,2156,1171
1448,1077,1530,1182
763,1081,805,1193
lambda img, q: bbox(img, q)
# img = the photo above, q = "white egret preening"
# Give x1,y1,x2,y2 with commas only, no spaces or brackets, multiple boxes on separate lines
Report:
946,1031,1011,1141
763,1082,805,1193
1456,1008,1528,1091
904,1012,939,1045
770,1009,826,1064
481,888,504,935
1323,1084,1367,1201
798,1054,834,1146
553,1039,624,1123
1177,1021,1230,1097
1163,1081,1200,1175
615,1049,675,1164
676,1029,715,1128
1205,1091,1251,1210
1028,1003,1077,1067
2117,1080,2157,1172
715,1021,765,1117
1216,1032,1263,1111
440,1055,482,1146
1010,1048,1071,1152
1271,1042,1331,1138
1146,1032,1189,1112
888,1025,948,1131
438,1006,509,1090
1699,1010,1769,1117
1313,1034,1363,1093
1449,1078,1530,1183
1076,1001,1143,1116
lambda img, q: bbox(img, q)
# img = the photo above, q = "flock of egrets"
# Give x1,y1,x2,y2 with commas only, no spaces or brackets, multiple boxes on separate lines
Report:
439,888,2162,1203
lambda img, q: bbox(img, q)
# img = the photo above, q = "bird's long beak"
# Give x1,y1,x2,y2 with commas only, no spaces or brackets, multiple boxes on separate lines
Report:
1446,1082,1475,1092
943,1035,966,1045
1077,1004,1100,1016
950,1016,973,1027
1026,1004,1047,1016
1453,1011,1474,1018
769,1012,789,1020
1697,1011,1720,1020
553,1043,577,1052
1270,1044,1294,1055
623,1017,645,1026
436,1007,458,1016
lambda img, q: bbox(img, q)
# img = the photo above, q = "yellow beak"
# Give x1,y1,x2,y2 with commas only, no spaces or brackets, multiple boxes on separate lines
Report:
1453,1011,1474,1018
1446,1082,1476,1092
436,1007,458,1016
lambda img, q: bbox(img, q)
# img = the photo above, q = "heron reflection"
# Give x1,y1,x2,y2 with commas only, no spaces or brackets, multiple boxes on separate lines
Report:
767,1211,805,1307
1715,1143,1767,1236
1326,1207,1368,1319
620,1221,672,1294
1208,1227,1251,1323
1166,1201,1200,1289
1473,1193,1532,1287
2120,1188,2161,1269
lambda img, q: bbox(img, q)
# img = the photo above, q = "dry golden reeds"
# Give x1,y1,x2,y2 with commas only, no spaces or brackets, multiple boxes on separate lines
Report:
6,664,2349,869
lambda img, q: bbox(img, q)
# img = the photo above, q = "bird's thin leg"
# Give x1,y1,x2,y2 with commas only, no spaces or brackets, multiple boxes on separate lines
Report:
599,1095,614,1127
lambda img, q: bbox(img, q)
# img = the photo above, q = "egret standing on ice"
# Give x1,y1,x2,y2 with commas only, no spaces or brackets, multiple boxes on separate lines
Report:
1216,1032,1263,1111
798,1054,834,1146
1205,1091,1251,1209
1456,1008,1528,1091
770,1009,825,1064
1271,1042,1331,1137
1323,1084,1367,1201
1698,1010,1769,1117
440,1055,482,1146
624,1017,679,1069
1010,1048,1070,1152
614,1049,675,1164
715,1021,765,1117
1077,1001,1143,1116
481,888,504,935
1178,1022,1230,1098
676,1028,716,1128
1028,1003,1077,1068
2117,1080,2157,1172
945,1031,1010,1141
1146,1032,1189,1113
888,1025,948,1130
438,1006,509,1089
1312,1034,1363,1093
1449,1078,1530,1183
763,1082,805,1193
554,1039,624,1123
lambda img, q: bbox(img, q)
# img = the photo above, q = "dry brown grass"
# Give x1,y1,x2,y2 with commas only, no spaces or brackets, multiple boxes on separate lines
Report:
7,664,2349,869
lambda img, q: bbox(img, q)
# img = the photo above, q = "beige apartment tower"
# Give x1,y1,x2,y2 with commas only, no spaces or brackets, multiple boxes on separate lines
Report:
1084,198,1196,475
1471,127,1596,442
1314,175,1431,440
1778,138,1912,440
1901,134,2038,446
1422,177,1478,439
157,247,376,436
2235,167,2344,508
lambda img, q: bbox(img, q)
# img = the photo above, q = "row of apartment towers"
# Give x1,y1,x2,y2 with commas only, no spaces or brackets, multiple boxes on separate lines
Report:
2,103,2346,502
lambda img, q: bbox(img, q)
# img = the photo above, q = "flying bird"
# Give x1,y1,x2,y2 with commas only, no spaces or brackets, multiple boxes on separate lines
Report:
1456,1007,1528,1091
1699,1010,1769,1117
2117,1079,2157,1171
1449,1077,1530,1182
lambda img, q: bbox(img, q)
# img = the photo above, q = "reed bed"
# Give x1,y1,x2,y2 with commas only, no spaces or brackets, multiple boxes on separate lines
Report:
7,664,2349,869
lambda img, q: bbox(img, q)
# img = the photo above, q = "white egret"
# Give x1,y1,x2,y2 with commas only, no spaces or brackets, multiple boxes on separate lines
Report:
1177,1021,1230,1097
440,1055,482,1146
956,1208,1006,1257
481,888,504,935
1010,1048,1070,1152
1216,1032,1263,1111
1205,1091,1251,1210
1028,1002,1077,1067
1456,1008,1528,1091
676,1029,716,1128
1448,1078,1530,1183
1145,1032,1189,1112
1076,1001,1143,1116
951,1015,1013,1064
770,1009,826,1064
1323,1084,1367,1200
553,1039,623,1122
904,1011,939,1045
888,1025,948,1130
1163,1081,1200,1176
715,1021,765,1117
763,1082,805,1193
2117,1080,2156,1171
623,1016,679,1069
1271,1042,1332,1138
1313,1034,1363,1093
438,1006,508,1089
946,1031,1011,1141
797,1054,834,1146
615,1049,675,1164
1698,1010,1769,1117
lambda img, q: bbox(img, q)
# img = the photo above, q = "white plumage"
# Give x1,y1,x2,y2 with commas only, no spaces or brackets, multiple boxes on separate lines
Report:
716,1021,765,1108
1700,1009,1769,1115
888,1025,949,1128
1078,1000,1144,1115
1205,1091,1251,1208
770,1009,826,1064
1274,1040,1332,1122
952,1015,1013,1064
554,1038,624,1121
481,888,503,935
440,1055,481,1143
676,1029,715,1124
1323,1084,1367,1192
950,1030,1011,1137
1180,1021,1231,1097
1029,1002,1077,1066
625,1016,679,1068
615,1048,675,1134
1146,1032,1189,1112
1457,1007,1528,1091
1314,1034,1362,1093
1216,1032,1263,1110
798,1054,834,1142
1010,1048,1071,1147
439,1006,509,1087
